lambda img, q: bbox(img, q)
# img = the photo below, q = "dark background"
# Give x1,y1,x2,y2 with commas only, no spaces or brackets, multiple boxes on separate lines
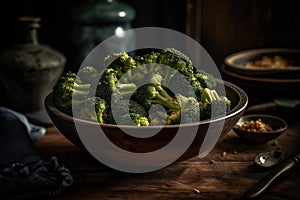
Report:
1,0,300,70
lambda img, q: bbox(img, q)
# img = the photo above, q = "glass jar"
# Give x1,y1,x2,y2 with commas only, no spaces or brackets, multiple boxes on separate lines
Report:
69,0,136,68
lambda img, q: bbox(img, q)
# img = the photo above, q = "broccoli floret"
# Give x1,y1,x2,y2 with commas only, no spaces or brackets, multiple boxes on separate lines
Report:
188,76,204,99
104,52,136,82
143,51,161,64
117,113,149,126
132,51,162,82
199,88,231,120
53,71,91,115
129,100,149,118
104,91,149,126
158,48,194,77
135,73,178,110
165,95,200,125
168,72,203,100
148,105,168,126
96,68,137,103
77,66,98,84
157,48,204,94
134,51,160,65
194,70,216,89
73,97,106,123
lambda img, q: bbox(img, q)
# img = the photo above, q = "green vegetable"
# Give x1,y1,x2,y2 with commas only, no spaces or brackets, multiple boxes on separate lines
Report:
199,88,231,120
165,95,200,125
96,68,137,104
77,66,98,84
52,48,232,126
194,70,216,90
104,92,149,126
104,52,136,83
157,48,216,98
117,113,149,126
73,97,107,123
135,73,178,110
53,71,91,115
158,48,193,76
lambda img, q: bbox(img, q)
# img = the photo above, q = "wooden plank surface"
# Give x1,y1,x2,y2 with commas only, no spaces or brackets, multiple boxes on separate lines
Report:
35,107,300,200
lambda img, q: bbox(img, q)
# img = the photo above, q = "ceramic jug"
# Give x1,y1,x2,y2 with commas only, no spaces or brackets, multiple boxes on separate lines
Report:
0,17,66,123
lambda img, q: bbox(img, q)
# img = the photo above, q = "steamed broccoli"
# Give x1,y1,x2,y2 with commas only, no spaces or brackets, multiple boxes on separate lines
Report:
165,95,200,125
104,86,148,125
158,48,194,76
132,51,162,83
104,52,136,83
148,105,168,126
135,73,178,110
73,97,107,123
77,66,98,84
96,68,137,103
199,88,231,120
53,71,91,115
194,70,216,89
116,113,149,126
143,51,161,64
157,48,216,98
104,91,149,126
134,51,160,65
53,48,231,126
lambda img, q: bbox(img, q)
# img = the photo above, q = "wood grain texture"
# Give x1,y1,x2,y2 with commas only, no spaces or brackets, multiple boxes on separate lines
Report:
35,106,300,200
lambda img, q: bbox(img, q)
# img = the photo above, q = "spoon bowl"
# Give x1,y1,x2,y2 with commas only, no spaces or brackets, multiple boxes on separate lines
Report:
254,150,287,168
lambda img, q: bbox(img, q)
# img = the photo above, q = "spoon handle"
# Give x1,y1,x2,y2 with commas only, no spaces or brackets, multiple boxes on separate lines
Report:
244,154,300,199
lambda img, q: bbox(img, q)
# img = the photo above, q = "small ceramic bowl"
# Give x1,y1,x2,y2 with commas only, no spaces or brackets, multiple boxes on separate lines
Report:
233,114,288,143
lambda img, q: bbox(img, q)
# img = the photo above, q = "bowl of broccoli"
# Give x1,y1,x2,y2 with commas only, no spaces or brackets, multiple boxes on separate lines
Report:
45,48,248,164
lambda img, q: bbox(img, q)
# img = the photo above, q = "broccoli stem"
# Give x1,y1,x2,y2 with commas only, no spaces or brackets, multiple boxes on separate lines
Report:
72,90,90,99
116,83,137,97
73,82,91,91
97,115,105,124
201,88,221,103
150,85,178,110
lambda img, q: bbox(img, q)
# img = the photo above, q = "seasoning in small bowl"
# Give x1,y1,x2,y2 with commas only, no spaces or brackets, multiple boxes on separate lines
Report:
233,114,288,143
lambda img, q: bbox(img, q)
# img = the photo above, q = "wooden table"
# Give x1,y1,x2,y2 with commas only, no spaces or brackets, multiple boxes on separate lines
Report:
36,104,300,200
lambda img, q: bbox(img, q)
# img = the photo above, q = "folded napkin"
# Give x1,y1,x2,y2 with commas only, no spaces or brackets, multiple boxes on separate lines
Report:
0,107,73,200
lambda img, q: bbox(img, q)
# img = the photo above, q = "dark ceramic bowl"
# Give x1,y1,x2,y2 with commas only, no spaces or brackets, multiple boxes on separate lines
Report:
224,48,300,76
222,48,300,105
45,81,248,165
233,114,288,143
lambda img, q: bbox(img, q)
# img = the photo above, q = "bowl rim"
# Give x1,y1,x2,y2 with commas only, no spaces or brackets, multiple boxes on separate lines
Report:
224,48,300,69
221,64,300,83
45,81,248,129
223,47,300,79
233,114,288,135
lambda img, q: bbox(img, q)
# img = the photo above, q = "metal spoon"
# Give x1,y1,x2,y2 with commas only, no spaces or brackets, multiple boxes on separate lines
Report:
254,150,287,168
244,151,300,199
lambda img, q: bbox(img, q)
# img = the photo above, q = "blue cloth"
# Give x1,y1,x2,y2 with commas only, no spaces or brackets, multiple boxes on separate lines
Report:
0,106,45,142
0,106,73,199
